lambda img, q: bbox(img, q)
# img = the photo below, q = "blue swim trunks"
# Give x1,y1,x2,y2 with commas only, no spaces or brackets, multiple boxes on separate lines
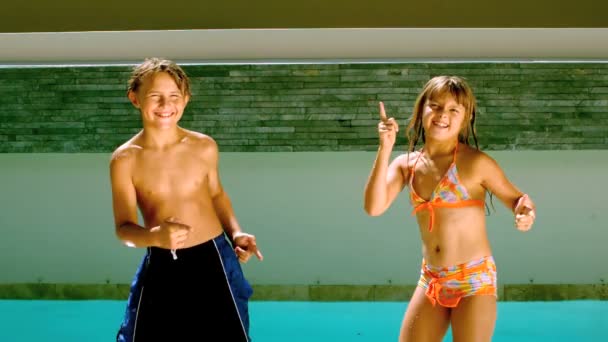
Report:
116,232,253,341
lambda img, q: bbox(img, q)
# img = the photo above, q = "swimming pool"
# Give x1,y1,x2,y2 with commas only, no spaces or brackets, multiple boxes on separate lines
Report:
0,300,605,341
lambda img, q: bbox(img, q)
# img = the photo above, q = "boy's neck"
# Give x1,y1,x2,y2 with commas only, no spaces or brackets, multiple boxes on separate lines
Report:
140,126,184,149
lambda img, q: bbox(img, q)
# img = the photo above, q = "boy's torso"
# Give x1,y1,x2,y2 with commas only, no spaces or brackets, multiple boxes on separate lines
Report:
128,133,224,247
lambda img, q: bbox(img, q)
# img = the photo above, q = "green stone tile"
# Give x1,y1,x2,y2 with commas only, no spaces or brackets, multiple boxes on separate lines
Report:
504,284,534,301
534,285,570,301
566,284,608,300
0,284,36,299
251,285,309,301
0,284,129,300
1,283,607,301
309,285,374,301
504,284,568,301
497,284,505,301
372,285,416,301
0,283,55,299
60,284,129,300
1,62,608,152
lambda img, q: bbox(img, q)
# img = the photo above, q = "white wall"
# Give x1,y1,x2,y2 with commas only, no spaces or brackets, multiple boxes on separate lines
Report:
0,151,606,285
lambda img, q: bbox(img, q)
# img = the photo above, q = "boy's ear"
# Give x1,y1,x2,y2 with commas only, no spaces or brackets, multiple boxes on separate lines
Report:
127,91,140,108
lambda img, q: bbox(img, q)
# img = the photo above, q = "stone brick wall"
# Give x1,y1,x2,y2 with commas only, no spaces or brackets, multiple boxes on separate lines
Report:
1,62,607,152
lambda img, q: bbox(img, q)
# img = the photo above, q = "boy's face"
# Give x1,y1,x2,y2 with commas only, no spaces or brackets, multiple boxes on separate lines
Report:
128,72,189,130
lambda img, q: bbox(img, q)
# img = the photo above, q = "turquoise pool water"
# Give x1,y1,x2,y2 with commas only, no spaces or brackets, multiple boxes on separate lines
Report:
0,300,605,341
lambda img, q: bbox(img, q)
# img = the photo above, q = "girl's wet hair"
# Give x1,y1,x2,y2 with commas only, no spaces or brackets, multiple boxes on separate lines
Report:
127,57,191,97
405,75,479,153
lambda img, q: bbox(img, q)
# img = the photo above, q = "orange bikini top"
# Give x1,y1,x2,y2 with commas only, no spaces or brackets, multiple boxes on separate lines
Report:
409,144,484,232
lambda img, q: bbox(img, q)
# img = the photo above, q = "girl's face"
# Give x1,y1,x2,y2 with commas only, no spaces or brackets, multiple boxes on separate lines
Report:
421,93,467,143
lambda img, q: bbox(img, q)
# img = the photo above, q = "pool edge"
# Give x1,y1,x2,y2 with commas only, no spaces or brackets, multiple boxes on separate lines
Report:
0,283,606,301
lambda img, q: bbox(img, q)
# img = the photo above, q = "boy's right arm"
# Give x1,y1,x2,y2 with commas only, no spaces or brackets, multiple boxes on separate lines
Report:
109,149,157,248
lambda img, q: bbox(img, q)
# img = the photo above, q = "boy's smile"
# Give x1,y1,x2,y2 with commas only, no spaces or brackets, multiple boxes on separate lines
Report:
128,72,189,129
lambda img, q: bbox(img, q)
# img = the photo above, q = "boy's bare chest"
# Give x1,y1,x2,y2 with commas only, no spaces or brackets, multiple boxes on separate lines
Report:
133,156,209,199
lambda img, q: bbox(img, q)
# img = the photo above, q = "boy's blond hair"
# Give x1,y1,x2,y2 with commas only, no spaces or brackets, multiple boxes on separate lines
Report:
127,58,191,97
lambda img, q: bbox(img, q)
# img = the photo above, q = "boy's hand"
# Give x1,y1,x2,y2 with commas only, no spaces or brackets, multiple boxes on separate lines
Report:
150,217,192,249
233,232,263,263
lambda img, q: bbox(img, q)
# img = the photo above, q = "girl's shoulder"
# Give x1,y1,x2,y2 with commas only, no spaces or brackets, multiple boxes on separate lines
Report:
396,150,423,170
458,144,503,175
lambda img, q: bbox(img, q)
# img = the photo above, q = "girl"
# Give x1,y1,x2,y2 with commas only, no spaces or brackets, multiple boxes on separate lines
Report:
363,76,536,342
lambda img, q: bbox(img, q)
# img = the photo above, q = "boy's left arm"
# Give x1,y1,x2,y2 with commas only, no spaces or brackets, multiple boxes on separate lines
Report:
205,138,264,262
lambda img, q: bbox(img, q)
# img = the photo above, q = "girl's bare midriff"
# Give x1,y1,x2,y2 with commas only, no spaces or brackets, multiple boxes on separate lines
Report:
416,205,492,267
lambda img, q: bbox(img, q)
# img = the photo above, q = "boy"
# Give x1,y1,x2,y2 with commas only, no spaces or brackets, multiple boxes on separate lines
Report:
111,58,262,341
